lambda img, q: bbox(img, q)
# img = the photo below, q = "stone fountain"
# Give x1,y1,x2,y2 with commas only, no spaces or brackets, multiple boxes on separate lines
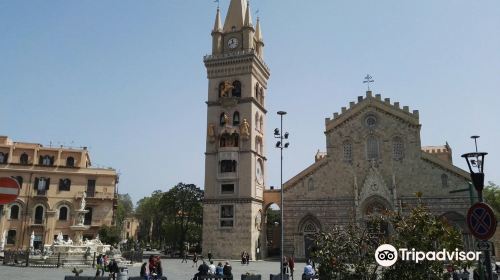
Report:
43,193,111,258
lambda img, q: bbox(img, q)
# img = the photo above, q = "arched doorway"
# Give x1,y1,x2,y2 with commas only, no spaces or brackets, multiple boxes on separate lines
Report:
297,215,321,259
361,196,391,241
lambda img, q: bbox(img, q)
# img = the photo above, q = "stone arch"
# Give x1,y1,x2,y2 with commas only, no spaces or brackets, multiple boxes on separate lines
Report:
297,214,322,259
360,195,392,217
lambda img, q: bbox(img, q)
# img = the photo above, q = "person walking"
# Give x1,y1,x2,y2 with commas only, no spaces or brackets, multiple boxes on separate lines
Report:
207,251,213,262
181,250,188,263
192,252,199,268
289,255,295,280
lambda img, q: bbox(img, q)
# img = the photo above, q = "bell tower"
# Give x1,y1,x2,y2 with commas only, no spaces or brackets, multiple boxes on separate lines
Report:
203,0,270,260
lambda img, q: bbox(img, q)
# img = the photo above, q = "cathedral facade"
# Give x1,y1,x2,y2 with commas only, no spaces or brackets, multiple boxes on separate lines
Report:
202,0,472,260
280,93,472,259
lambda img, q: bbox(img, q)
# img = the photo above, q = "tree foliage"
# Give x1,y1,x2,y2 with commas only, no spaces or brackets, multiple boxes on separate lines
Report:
311,205,466,280
381,205,466,280
134,183,204,251
483,181,500,215
98,225,122,246
115,193,134,228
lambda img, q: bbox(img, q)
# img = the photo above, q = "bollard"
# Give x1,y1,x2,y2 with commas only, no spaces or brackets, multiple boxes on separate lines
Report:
57,252,61,268
25,249,29,267
92,252,96,268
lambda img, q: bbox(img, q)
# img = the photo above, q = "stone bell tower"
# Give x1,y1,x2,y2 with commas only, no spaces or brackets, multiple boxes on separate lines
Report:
202,0,270,260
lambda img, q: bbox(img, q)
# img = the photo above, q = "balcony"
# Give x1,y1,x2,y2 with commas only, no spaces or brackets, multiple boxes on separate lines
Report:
30,218,45,227
76,191,114,200
217,172,238,180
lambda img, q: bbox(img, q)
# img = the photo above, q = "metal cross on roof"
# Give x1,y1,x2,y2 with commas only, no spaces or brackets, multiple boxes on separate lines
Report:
363,74,375,91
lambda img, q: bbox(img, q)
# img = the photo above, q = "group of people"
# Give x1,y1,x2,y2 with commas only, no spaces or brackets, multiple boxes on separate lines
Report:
95,254,121,280
240,251,250,265
192,259,233,280
140,255,164,280
281,256,296,279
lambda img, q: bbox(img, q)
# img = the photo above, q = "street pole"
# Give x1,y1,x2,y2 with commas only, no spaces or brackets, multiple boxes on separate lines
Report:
462,136,492,280
275,111,289,280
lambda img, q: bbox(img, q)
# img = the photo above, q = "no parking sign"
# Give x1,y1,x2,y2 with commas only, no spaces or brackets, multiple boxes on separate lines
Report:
467,202,497,240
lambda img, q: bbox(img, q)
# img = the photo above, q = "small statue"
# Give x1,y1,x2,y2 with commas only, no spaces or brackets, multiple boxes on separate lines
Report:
80,192,86,211
240,118,250,140
220,81,234,98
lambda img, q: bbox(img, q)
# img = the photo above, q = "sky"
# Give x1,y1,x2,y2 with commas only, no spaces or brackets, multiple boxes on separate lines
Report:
1,0,499,204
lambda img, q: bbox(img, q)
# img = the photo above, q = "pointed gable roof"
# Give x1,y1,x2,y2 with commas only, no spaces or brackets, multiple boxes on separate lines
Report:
223,0,247,32
325,91,420,133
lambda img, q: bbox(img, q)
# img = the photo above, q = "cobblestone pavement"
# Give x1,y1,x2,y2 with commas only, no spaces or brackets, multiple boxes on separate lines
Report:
0,259,306,280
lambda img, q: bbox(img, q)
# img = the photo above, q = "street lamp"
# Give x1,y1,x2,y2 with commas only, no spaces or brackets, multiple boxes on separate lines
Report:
275,111,289,279
461,135,491,280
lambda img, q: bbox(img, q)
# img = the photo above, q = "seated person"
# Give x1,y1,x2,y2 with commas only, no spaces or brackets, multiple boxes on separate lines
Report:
302,261,316,279
194,260,210,280
223,261,233,279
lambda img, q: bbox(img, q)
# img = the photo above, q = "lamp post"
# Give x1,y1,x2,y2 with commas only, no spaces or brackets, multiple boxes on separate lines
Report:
275,111,289,279
461,135,491,280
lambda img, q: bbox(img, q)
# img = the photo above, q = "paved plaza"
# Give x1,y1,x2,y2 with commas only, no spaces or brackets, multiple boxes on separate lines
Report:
0,259,306,280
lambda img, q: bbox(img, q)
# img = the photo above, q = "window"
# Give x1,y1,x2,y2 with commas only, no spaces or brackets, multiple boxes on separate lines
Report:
10,205,20,220
365,115,377,128
308,178,314,191
343,141,352,162
259,116,263,131
35,177,49,196
367,136,379,160
255,83,260,99
220,133,238,148
20,153,29,165
34,206,44,224
441,174,448,188
87,180,96,197
220,160,237,173
220,205,234,227
66,157,75,167
84,207,93,225
59,206,68,221
40,155,53,166
0,152,7,164
59,178,71,191
7,230,16,245
221,184,235,194
220,113,228,126
233,112,240,126
232,81,241,98
259,88,264,104
393,137,404,160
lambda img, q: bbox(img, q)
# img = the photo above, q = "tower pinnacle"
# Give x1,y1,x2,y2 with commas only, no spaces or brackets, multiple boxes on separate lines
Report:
255,17,263,43
244,1,253,27
213,7,222,33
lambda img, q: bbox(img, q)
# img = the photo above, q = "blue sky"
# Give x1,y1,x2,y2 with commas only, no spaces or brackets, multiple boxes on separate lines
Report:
1,0,499,203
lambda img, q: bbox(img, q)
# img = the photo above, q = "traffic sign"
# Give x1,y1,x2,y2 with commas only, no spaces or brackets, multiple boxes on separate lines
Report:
467,202,497,240
0,177,20,204
476,240,493,251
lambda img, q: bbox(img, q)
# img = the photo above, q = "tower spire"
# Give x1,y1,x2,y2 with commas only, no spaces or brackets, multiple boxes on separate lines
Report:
255,17,263,42
223,0,247,32
213,7,222,33
244,1,253,27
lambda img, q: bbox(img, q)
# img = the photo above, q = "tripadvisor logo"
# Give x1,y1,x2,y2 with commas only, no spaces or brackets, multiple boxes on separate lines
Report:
374,244,481,267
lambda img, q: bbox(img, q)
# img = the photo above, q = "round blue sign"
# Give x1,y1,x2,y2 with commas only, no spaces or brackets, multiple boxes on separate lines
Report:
467,202,497,240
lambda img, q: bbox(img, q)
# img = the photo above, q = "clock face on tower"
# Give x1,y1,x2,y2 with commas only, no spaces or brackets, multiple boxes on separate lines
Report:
256,160,263,184
227,37,239,49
